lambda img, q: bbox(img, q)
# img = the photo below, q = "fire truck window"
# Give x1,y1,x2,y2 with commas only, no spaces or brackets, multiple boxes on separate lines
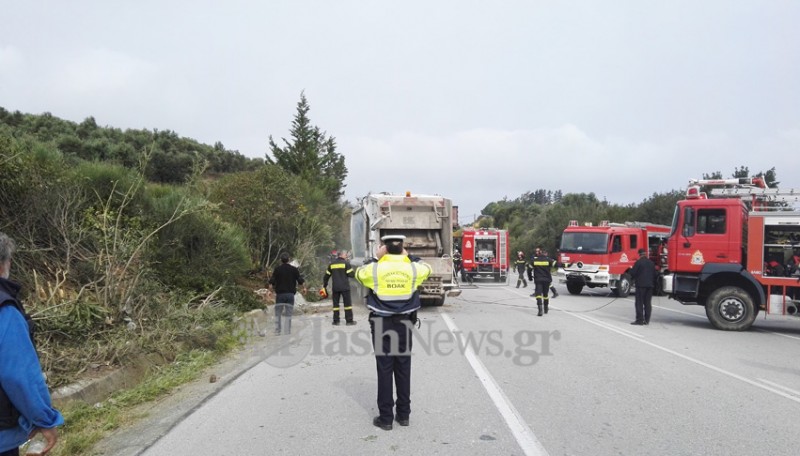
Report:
697,209,726,235
611,236,622,252
630,236,638,250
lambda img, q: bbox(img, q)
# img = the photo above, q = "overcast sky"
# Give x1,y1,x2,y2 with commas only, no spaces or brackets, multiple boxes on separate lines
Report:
2,1,799,223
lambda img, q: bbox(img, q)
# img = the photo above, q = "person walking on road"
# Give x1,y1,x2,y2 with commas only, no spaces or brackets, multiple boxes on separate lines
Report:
355,235,432,431
514,251,528,288
323,250,356,326
629,248,657,325
268,252,307,335
528,247,556,316
0,232,64,456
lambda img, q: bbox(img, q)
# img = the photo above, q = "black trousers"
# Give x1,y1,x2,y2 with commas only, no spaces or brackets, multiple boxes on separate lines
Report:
534,281,551,305
332,290,353,322
369,314,413,424
0,448,19,456
634,286,653,323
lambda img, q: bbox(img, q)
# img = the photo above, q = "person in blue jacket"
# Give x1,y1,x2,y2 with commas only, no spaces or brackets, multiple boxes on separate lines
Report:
0,232,63,455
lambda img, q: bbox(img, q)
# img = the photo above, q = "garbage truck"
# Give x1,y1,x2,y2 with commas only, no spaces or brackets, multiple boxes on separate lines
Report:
350,191,461,306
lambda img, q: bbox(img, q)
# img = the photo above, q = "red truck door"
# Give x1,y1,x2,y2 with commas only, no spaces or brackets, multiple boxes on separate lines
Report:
673,200,740,273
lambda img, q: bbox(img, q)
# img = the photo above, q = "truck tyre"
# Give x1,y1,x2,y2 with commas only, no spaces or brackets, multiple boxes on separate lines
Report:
566,282,584,295
705,286,756,331
614,274,632,298
429,294,445,307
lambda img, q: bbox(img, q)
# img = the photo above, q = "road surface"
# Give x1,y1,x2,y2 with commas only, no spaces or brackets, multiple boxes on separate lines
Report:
96,281,800,455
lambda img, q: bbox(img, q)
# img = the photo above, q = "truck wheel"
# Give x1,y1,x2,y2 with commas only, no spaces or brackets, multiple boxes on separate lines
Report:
429,295,445,306
614,274,632,298
705,286,756,331
566,282,583,295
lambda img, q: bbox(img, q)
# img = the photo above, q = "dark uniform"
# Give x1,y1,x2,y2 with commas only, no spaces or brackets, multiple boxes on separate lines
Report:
355,235,432,431
452,249,463,280
514,254,528,288
629,249,657,325
323,253,355,325
528,249,555,316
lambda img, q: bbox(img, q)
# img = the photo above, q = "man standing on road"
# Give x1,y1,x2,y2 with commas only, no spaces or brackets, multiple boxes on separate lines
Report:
0,232,64,456
323,250,356,326
629,248,657,325
528,247,556,317
514,251,528,288
268,252,307,335
355,235,431,431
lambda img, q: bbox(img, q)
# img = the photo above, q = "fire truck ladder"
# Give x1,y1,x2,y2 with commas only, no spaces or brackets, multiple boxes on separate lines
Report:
709,187,800,203
498,233,508,276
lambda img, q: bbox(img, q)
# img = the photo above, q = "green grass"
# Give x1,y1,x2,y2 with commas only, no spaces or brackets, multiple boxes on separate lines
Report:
51,331,241,456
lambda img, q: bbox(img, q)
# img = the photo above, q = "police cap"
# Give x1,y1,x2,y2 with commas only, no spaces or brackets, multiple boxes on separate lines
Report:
381,234,406,242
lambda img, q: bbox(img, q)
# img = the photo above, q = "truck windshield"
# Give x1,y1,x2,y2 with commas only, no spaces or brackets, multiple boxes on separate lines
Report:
669,206,679,238
560,232,609,254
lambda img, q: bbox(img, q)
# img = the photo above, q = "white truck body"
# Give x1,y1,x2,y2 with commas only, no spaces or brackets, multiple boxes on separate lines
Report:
350,192,461,306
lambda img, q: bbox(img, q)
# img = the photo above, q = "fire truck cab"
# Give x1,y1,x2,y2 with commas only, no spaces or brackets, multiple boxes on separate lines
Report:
557,220,670,297
662,177,800,330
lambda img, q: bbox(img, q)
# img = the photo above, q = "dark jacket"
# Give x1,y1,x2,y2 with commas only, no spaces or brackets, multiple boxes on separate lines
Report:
269,263,305,294
528,255,554,282
514,258,528,274
630,256,657,288
323,257,354,292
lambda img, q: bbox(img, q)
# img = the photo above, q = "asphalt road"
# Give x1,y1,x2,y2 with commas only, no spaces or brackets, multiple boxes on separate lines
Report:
97,281,800,456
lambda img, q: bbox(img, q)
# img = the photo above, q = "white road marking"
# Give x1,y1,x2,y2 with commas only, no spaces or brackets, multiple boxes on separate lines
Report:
440,311,549,456
656,303,800,341
564,311,800,405
757,378,800,397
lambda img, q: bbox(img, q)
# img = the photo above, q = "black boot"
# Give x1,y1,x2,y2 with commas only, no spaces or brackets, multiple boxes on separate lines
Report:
544,302,549,314
537,304,543,317
516,279,521,288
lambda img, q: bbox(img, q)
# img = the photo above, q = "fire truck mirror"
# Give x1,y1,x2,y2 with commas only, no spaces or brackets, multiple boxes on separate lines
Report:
682,207,695,237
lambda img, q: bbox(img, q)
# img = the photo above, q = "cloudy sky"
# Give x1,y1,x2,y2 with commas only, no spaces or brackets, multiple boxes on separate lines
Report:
2,1,799,223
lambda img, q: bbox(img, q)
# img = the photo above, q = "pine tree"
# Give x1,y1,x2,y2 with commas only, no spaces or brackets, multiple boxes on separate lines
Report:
266,92,347,203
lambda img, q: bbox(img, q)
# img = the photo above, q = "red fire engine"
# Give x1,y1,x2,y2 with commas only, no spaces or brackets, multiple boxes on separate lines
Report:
662,177,800,330
557,220,671,296
459,228,509,282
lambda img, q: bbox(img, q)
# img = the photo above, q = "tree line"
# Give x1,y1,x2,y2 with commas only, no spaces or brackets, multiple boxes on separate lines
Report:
0,93,348,386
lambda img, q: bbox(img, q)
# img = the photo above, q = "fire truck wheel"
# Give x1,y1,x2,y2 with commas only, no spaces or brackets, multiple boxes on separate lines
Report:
614,274,632,298
566,282,584,295
705,286,756,331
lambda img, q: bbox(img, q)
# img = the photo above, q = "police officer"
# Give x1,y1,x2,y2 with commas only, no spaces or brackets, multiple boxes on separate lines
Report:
323,250,356,325
528,247,555,316
514,251,528,288
629,248,657,325
355,234,432,431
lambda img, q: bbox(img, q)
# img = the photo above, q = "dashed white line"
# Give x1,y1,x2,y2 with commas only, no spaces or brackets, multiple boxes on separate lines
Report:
440,311,549,456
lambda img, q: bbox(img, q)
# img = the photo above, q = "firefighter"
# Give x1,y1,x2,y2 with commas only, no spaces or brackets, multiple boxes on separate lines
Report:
514,251,528,288
355,234,432,431
323,250,356,325
452,248,463,280
542,249,559,298
528,247,555,316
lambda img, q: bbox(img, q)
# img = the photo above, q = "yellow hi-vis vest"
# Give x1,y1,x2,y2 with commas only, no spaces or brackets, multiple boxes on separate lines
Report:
356,254,432,315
